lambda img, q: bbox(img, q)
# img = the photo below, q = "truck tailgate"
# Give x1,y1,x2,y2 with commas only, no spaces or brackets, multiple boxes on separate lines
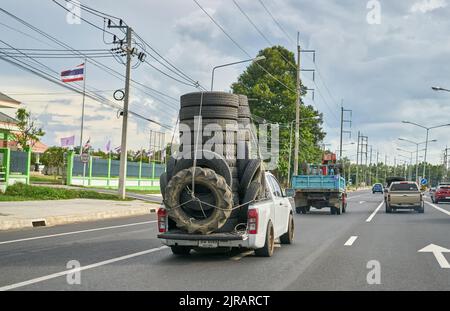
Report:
390,192,421,205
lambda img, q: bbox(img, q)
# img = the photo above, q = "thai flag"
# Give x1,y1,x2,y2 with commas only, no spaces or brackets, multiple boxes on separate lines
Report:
61,63,84,83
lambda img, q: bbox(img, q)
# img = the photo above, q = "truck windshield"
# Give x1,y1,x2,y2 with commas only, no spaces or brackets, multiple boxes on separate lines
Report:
391,183,418,191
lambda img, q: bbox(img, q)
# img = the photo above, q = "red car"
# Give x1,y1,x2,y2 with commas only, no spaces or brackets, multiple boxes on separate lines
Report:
432,184,450,204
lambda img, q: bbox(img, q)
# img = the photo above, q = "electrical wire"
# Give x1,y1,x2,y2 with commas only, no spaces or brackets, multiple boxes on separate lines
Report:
0,9,180,112
193,0,296,94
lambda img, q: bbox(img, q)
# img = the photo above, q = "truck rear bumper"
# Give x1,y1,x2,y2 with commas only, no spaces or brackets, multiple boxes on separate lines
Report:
158,231,252,248
389,204,422,209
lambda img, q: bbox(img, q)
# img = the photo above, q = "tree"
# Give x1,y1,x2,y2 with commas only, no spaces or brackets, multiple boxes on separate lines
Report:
41,147,65,178
231,46,326,181
14,108,45,150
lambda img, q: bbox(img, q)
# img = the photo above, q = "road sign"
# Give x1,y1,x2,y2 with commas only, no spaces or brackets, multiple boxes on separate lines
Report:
81,153,89,163
421,178,428,185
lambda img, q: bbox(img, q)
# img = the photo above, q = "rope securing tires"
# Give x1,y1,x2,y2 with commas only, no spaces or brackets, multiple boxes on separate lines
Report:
172,150,233,188
165,167,233,234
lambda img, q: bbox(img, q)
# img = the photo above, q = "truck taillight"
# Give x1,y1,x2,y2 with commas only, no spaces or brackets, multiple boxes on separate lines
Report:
158,208,167,233
247,209,258,234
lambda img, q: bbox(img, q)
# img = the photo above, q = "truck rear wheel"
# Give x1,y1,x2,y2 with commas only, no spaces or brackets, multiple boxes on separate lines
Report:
171,246,191,256
255,221,275,257
280,214,294,245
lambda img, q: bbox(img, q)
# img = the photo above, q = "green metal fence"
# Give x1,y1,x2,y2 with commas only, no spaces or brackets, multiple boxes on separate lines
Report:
65,150,165,190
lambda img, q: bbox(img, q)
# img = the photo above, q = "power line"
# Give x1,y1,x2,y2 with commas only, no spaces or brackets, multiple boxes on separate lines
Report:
0,49,173,131
193,0,296,94
0,9,180,112
232,0,297,70
258,0,295,46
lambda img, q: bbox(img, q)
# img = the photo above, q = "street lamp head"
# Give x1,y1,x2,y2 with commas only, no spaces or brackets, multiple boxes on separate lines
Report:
254,56,266,62
432,86,442,91
402,121,410,124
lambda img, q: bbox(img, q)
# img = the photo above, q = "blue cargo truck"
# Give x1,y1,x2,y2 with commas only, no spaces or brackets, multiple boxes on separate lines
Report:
290,171,347,215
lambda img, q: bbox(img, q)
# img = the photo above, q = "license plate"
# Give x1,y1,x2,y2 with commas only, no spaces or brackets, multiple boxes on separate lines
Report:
198,241,218,248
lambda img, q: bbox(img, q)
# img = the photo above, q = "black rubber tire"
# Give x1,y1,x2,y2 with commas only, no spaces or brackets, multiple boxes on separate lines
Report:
331,207,336,215
301,207,308,214
238,181,261,221
170,246,191,256
232,178,239,192
165,167,233,234
181,92,239,108
160,172,168,200
239,159,262,194
238,105,252,118
255,221,275,257
295,207,302,214
180,119,238,131
238,94,249,107
181,132,238,145
172,150,233,188
435,199,439,204
280,214,294,245
180,106,238,121
179,188,215,212
166,156,176,181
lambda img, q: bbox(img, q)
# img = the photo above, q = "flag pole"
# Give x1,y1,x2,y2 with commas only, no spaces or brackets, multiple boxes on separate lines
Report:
79,59,87,155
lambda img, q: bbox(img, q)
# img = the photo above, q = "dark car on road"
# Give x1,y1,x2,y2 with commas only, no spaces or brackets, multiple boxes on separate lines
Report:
372,183,383,194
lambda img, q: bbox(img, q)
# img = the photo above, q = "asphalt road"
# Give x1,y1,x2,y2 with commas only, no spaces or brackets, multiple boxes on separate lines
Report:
0,190,449,291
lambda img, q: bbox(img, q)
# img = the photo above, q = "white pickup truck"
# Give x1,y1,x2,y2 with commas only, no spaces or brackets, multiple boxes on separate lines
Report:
157,172,295,257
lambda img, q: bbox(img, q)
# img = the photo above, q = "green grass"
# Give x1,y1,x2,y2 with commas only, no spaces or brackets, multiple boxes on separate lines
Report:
30,175,63,185
0,183,129,202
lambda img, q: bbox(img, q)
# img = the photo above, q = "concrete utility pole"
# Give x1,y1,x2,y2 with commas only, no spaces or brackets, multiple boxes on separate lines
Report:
118,26,133,199
356,131,360,188
293,32,301,177
384,155,388,182
375,150,379,182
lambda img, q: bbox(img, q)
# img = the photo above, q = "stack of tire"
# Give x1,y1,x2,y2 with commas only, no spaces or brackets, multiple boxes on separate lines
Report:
160,92,266,235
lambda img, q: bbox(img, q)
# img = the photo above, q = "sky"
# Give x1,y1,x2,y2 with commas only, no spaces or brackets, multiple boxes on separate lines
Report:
0,0,449,166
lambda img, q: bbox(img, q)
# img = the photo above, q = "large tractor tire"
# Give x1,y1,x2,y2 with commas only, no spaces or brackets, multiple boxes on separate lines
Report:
165,167,233,234
172,150,233,188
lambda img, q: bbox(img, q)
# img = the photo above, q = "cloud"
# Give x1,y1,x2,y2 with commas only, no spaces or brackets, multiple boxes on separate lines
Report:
410,0,447,13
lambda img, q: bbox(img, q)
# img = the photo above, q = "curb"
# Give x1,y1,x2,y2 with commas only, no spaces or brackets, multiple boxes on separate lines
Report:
0,206,158,231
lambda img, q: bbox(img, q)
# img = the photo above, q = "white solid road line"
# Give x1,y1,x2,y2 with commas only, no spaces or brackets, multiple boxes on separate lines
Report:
425,202,450,216
0,246,169,291
366,201,384,223
0,221,157,245
344,236,358,246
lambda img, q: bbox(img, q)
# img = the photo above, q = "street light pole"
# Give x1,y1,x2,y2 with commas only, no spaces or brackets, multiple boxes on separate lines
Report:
211,56,265,91
402,121,450,180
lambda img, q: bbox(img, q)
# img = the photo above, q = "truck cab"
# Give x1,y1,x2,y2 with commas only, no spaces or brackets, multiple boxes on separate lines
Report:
157,172,294,257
